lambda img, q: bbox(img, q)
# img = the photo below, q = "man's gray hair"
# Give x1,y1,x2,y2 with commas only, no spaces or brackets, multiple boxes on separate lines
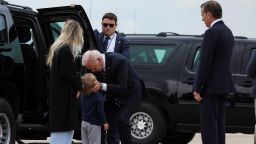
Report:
82,50,102,66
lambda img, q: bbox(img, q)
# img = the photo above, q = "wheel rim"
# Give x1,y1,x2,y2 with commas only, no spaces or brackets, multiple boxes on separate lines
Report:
130,112,153,139
0,113,11,144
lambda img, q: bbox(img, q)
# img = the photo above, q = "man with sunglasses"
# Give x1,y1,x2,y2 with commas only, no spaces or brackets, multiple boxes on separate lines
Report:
94,12,129,59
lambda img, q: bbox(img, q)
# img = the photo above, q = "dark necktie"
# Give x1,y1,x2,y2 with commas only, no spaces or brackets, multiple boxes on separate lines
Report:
103,36,110,52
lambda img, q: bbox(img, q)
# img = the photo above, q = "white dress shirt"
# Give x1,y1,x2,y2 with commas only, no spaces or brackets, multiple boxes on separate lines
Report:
101,54,107,91
104,33,117,52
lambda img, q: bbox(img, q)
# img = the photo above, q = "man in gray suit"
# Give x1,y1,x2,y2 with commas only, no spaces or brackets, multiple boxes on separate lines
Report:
246,49,256,144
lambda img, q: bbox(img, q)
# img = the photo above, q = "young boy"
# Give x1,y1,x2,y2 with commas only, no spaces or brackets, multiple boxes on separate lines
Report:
81,73,98,95
80,73,109,144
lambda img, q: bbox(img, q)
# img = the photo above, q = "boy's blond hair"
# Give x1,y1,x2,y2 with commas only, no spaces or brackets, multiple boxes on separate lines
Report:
81,73,97,95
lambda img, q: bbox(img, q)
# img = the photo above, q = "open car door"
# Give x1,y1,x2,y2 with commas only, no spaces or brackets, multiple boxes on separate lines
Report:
37,5,97,52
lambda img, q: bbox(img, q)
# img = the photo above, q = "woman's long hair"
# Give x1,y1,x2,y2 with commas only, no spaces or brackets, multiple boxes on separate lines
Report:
47,19,84,67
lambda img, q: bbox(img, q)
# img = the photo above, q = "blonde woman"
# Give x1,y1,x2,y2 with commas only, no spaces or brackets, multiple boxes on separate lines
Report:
46,19,84,144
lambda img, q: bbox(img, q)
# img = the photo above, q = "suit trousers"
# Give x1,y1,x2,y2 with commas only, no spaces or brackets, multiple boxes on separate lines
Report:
101,81,142,144
101,103,132,144
200,94,226,144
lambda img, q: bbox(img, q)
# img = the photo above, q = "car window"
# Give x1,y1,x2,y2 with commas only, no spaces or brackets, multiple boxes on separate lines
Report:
0,15,6,44
49,21,91,52
50,22,64,41
17,27,34,45
14,17,39,55
249,49,256,57
192,48,201,71
129,44,176,64
242,48,256,73
12,17,40,67
191,46,239,73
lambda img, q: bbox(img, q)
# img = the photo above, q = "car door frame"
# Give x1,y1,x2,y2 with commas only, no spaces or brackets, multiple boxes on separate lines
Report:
37,5,97,52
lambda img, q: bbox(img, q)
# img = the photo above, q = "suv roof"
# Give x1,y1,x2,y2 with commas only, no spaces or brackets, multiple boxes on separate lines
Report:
125,32,256,42
0,0,33,10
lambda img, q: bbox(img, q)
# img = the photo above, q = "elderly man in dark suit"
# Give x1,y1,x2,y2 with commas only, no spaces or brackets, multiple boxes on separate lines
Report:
82,50,143,144
246,49,256,144
94,12,129,59
193,1,236,144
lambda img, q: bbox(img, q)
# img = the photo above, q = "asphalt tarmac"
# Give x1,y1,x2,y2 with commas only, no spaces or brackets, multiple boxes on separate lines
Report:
16,133,254,144
189,133,253,144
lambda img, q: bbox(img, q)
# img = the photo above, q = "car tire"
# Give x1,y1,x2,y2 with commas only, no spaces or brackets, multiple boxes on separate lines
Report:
130,102,166,144
0,97,16,144
162,132,195,144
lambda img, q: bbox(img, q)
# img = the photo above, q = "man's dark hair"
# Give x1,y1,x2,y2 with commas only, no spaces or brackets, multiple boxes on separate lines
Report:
201,0,222,19
102,12,117,23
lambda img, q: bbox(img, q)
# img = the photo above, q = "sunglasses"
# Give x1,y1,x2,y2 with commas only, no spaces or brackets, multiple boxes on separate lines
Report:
102,23,115,28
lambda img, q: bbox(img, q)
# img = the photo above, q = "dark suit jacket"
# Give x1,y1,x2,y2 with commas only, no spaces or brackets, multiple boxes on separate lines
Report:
193,21,236,95
246,49,256,97
96,53,142,110
94,30,129,59
49,45,82,132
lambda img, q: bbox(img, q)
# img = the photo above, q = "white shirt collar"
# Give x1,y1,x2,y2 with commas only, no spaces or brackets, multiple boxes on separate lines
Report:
210,19,222,27
101,54,106,71
104,33,116,39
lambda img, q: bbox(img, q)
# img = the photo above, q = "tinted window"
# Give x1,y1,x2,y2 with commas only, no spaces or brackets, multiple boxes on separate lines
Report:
47,20,93,52
50,22,64,41
17,27,34,44
15,20,39,57
249,49,256,58
191,46,238,73
241,46,256,74
192,48,201,71
0,15,6,44
129,44,176,64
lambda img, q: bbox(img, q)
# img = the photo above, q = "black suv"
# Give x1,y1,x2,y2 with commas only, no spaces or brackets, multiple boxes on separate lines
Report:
127,32,256,143
1,1,255,143
0,1,96,143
